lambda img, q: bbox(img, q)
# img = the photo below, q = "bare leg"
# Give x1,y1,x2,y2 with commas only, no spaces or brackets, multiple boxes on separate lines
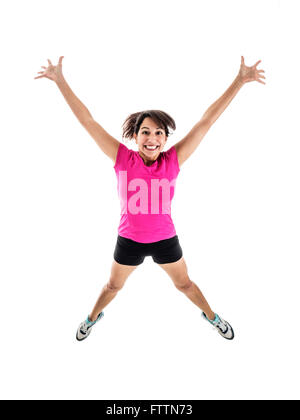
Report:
157,257,215,321
89,260,139,322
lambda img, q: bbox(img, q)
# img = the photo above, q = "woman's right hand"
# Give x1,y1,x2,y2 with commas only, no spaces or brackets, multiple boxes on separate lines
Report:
34,56,64,83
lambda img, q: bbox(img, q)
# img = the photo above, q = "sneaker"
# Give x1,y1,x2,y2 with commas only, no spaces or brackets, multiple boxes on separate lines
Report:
76,312,104,341
202,312,234,340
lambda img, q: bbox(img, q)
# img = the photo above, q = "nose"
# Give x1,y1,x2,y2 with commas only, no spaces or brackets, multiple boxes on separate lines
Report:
148,135,158,142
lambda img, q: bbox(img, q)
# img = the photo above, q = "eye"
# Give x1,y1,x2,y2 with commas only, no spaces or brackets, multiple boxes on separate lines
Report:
141,130,164,136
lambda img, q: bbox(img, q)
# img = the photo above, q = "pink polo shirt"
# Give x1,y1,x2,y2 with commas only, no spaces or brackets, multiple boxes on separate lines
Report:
113,143,180,243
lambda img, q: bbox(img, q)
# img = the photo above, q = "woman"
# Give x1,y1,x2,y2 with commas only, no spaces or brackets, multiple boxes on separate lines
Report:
34,56,265,341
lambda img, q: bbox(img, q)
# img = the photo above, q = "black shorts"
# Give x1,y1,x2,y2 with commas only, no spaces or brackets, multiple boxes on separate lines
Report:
113,235,183,266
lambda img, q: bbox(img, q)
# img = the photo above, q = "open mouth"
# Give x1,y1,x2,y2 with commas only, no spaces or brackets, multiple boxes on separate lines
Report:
144,145,159,151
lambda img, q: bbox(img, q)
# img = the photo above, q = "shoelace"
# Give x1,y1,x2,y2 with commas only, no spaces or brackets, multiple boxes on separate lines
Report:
80,313,103,335
80,319,94,334
213,318,228,333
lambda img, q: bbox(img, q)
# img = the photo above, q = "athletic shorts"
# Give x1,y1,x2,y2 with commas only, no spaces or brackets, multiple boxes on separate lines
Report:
113,235,183,266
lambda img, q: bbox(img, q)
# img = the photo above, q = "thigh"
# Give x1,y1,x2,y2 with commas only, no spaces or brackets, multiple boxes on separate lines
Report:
157,256,190,288
109,259,139,289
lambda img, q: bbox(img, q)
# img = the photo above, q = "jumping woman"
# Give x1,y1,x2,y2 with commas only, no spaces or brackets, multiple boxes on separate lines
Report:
34,56,265,341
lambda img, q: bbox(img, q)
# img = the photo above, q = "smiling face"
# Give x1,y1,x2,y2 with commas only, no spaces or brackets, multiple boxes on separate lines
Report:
133,117,167,165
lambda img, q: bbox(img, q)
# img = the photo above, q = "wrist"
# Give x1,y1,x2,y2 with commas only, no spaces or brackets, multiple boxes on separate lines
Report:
235,74,245,88
55,73,65,85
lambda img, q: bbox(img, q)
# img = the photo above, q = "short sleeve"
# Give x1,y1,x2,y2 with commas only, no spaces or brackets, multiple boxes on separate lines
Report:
165,146,180,176
113,142,130,172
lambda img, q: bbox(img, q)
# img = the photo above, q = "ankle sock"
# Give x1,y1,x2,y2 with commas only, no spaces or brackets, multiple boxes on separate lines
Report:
211,314,220,324
86,316,95,324
205,312,219,324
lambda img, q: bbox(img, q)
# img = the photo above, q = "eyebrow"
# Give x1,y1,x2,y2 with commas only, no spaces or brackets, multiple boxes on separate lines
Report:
141,127,163,130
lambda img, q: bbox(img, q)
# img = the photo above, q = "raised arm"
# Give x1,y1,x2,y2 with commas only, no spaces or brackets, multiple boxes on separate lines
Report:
174,56,266,167
34,56,120,164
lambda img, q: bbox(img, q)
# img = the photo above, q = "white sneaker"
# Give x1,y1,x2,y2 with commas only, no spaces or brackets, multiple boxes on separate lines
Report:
76,312,104,341
202,312,234,340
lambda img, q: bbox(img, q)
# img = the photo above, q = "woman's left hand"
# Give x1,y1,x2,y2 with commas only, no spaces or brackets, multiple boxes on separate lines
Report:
238,56,266,85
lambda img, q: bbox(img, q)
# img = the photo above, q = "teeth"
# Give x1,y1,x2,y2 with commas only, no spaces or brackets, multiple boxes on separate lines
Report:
145,145,158,150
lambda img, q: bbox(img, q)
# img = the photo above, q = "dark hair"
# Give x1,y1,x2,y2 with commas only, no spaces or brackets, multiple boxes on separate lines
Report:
122,110,176,143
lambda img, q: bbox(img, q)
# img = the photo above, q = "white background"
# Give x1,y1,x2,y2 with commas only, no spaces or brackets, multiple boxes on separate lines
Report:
0,0,299,400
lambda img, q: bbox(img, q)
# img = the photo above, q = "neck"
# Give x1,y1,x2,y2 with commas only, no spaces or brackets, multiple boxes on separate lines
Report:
139,151,159,166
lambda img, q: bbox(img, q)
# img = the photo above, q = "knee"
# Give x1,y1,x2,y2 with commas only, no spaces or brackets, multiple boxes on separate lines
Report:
175,277,193,292
106,278,124,293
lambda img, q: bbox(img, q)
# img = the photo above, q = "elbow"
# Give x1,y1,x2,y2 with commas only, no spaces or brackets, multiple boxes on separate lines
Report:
80,116,94,127
201,115,213,126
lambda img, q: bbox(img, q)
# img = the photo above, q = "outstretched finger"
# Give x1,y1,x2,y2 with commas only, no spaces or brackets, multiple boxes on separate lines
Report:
58,56,64,64
34,75,44,79
47,58,53,66
254,60,262,67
